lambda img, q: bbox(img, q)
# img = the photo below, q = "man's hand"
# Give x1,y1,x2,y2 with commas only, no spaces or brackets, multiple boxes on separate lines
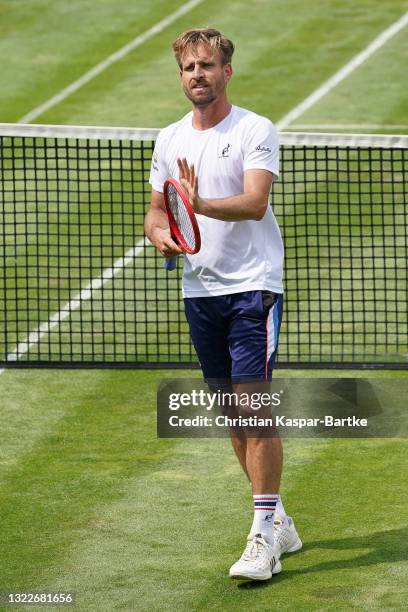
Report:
177,157,205,214
176,158,272,222
150,226,183,258
145,189,184,258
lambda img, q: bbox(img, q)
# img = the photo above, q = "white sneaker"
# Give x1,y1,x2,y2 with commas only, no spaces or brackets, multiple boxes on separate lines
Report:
229,533,282,581
273,516,302,558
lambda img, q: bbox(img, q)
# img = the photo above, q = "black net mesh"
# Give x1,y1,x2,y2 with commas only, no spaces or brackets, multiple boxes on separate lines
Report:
0,127,407,368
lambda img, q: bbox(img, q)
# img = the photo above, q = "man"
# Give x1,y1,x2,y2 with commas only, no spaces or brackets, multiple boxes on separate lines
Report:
145,28,302,581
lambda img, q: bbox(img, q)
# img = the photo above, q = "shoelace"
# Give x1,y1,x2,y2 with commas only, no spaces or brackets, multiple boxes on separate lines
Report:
242,537,263,561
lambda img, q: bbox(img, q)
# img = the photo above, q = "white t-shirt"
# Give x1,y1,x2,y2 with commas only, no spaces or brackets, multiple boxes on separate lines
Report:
149,105,284,297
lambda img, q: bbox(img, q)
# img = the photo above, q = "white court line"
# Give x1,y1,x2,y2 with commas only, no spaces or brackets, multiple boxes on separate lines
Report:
0,238,149,374
276,11,408,130
290,124,408,130
18,0,205,123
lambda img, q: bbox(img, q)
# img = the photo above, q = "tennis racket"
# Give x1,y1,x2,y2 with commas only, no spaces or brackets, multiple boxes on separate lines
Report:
163,178,201,271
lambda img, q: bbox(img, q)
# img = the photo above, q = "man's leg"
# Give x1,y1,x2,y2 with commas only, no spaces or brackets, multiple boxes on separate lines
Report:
229,291,284,543
229,423,282,491
229,433,249,479
230,428,291,528
233,381,282,539
228,380,283,580
228,292,302,580
230,433,289,517
245,433,283,493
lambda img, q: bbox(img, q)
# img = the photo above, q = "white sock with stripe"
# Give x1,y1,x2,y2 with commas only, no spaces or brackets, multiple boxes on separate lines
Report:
249,494,279,544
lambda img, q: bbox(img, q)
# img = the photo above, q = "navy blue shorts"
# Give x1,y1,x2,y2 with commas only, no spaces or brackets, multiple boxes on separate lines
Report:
184,291,283,384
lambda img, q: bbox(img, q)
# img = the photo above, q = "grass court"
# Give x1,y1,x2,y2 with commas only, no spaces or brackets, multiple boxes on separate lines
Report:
0,1,407,609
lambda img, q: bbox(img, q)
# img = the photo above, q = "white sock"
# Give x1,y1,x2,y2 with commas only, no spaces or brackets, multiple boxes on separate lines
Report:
276,495,287,520
249,494,279,544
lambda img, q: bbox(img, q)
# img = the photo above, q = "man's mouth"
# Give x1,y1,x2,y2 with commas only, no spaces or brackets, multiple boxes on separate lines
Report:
193,83,208,91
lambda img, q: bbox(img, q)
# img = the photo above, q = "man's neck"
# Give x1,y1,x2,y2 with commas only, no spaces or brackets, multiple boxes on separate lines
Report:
192,99,232,131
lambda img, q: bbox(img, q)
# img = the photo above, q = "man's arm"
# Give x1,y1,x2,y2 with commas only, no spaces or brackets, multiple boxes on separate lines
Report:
177,158,273,221
144,189,183,257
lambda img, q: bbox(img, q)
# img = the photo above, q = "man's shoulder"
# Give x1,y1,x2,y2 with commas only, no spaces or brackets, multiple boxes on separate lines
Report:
230,107,278,146
232,105,276,130
157,112,192,143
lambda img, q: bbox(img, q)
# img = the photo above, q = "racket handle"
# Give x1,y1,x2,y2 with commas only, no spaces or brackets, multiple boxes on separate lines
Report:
164,256,178,271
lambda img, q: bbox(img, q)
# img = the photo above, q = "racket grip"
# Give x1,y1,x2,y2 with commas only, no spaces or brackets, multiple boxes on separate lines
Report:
164,256,178,271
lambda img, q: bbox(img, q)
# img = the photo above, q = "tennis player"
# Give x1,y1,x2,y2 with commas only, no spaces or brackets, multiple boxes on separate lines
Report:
145,27,302,581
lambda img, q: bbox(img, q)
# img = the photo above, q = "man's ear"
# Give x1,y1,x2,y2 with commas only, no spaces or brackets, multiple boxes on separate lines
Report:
224,63,233,82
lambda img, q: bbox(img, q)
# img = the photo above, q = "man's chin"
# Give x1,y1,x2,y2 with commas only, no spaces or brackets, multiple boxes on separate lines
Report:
193,98,216,107
186,91,216,106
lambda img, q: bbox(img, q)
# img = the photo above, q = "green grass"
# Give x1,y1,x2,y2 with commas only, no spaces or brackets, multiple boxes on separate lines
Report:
0,370,407,611
1,0,407,128
296,24,408,130
0,0,184,123
0,0,408,609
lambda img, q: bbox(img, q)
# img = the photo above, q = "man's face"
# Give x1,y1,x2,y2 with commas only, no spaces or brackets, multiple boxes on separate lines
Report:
179,43,232,107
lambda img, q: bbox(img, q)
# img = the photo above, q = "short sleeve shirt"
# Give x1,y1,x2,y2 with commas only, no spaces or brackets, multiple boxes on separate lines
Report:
149,105,284,297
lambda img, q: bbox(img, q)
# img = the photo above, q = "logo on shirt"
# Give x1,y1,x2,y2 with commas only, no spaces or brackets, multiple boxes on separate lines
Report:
152,153,159,171
219,144,231,158
255,145,272,153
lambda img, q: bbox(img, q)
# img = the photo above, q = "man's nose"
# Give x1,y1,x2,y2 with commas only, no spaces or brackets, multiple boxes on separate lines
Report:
193,64,204,79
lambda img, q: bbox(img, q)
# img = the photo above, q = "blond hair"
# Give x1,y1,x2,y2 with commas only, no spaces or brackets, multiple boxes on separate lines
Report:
172,28,234,67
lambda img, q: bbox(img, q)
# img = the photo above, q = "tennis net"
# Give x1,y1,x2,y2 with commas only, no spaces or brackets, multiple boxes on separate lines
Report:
0,123,407,368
